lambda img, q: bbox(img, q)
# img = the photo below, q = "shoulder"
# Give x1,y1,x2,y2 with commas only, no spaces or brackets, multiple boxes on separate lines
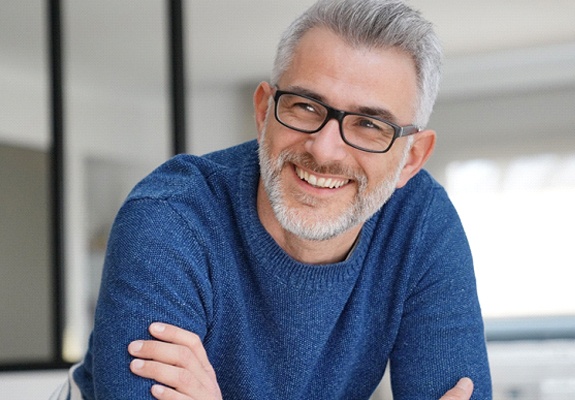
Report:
371,169,469,274
403,170,463,230
396,169,447,203
107,140,259,250
202,139,259,166
127,140,259,202
383,169,455,227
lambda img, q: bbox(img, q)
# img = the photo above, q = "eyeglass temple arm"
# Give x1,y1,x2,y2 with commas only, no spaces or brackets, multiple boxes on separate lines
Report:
398,125,421,138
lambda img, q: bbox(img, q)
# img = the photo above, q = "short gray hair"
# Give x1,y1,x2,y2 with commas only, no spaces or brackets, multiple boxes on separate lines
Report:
271,0,442,128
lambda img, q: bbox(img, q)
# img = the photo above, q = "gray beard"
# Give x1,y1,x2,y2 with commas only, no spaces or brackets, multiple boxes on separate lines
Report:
258,129,410,241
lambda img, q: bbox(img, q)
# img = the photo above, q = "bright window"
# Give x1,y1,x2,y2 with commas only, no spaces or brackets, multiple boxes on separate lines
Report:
446,153,575,320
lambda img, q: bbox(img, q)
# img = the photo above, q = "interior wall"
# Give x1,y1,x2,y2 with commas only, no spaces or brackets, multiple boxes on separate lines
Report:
427,84,575,184
189,83,257,155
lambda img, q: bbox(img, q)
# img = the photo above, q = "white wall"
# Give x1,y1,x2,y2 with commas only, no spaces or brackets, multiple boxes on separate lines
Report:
189,83,258,155
426,43,575,183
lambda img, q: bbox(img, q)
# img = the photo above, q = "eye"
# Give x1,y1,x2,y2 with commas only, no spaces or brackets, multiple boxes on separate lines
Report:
357,117,384,131
293,101,319,114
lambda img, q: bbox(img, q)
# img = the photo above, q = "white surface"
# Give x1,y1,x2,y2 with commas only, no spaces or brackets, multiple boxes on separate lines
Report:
0,370,67,400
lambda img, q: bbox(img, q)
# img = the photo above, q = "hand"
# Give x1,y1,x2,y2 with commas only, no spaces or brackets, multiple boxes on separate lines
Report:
439,377,474,400
128,322,222,400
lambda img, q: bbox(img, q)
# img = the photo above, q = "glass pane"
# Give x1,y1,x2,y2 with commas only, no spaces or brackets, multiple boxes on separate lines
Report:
0,0,52,364
62,0,171,362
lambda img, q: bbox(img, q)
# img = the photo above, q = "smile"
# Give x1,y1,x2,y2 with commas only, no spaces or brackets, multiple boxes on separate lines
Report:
295,166,350,189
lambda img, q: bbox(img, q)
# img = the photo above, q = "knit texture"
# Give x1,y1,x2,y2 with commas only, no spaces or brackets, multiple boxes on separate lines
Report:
72,140,491,399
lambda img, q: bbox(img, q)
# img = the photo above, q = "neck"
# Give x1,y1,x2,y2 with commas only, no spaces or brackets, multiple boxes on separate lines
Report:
281,228,361,264
257,182,362,264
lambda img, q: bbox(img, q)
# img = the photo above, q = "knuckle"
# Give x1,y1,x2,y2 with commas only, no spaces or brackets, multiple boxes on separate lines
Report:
175,344,194,365
141,340,155,353
176,368,194,387
188,332,202,348
137,339,156,354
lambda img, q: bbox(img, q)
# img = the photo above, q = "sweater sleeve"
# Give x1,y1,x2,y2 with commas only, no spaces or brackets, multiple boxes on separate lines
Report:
79,197,215,399
389,188,492,399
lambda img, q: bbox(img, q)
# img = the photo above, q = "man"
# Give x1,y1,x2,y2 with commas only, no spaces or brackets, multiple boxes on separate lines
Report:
54,0,492,398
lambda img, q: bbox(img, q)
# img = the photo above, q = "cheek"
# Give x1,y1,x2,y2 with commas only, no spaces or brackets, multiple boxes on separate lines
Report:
360,155,404,190
263,124,307,155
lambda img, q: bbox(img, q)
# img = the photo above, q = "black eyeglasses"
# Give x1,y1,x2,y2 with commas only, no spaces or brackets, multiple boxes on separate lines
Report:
273,89,420,153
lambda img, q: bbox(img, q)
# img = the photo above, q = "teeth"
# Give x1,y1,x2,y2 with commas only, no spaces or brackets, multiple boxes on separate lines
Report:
295,167,348,189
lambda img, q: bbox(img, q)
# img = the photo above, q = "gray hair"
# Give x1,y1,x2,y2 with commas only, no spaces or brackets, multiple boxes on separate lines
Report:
271,0,443,128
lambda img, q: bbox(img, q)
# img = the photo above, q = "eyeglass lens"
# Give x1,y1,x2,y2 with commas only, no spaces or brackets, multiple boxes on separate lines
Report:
276,93,396,152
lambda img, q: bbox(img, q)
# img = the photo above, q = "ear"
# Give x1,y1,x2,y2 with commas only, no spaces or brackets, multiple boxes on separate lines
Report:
396,129,436,188
253,81,273,143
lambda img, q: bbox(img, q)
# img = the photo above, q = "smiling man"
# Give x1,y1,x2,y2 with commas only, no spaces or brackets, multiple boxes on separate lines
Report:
254,26,430,264
53,1,492,399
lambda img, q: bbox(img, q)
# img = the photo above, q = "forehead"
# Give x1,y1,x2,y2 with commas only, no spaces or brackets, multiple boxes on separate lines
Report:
278,27,418,123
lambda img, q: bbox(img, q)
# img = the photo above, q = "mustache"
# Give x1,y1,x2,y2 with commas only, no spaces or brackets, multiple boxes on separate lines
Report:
277,149,367,186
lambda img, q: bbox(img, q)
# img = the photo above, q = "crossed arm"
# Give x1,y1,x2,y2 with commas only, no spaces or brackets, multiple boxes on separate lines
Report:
128,323,474,400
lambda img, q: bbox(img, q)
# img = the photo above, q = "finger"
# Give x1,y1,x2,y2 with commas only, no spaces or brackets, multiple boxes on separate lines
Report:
128,340,211,385
148,323,215,376
130,358,218,398
150,384,218,400
150,384,190,400
439,377,474,400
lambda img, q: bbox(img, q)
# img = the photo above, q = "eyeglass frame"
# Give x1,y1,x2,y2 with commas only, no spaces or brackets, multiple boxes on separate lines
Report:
272,89,421,153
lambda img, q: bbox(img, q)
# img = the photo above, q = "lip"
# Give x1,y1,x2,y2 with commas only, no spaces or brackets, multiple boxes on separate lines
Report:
292,164,351,191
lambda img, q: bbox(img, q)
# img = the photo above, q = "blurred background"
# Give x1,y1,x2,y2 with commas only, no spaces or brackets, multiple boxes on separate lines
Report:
0,0,574,398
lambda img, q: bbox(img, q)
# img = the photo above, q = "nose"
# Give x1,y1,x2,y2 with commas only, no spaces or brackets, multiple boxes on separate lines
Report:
304,119,348,164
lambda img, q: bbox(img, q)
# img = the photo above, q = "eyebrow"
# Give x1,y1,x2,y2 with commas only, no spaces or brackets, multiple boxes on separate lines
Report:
284,85,399,123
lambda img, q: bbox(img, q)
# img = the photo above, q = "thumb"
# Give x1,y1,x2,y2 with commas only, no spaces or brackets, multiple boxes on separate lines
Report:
439,377,474,400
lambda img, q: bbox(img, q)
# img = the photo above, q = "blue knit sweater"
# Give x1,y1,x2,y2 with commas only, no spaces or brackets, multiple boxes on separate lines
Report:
70,140,491,399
